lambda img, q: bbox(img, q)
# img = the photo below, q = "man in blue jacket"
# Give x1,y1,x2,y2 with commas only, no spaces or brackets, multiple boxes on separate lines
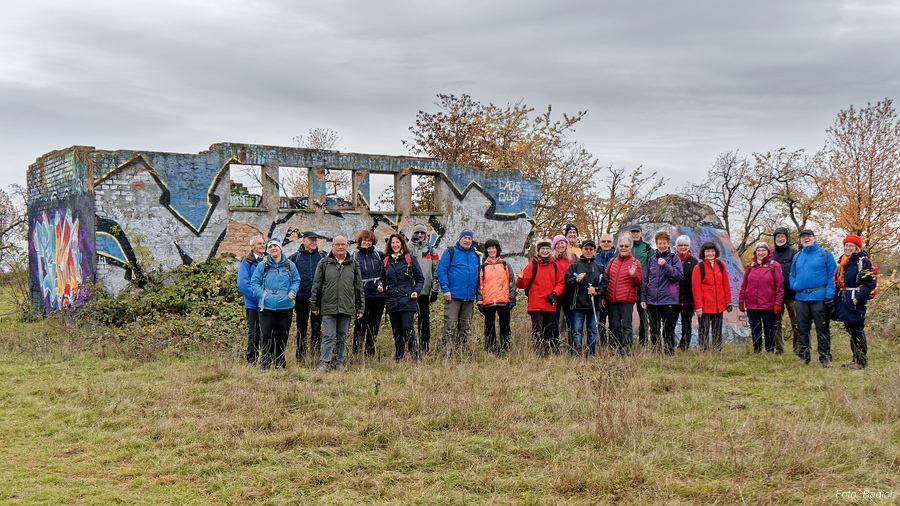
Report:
237,235,266,364
436,230,480,357
789,229,837,367
289,231,328,362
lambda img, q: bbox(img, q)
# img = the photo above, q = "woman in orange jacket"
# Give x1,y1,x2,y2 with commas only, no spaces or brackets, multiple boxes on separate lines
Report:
477,239,517,354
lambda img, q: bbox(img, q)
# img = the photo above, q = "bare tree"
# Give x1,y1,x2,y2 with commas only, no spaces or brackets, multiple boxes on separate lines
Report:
588,166,667,236
817,98,900,254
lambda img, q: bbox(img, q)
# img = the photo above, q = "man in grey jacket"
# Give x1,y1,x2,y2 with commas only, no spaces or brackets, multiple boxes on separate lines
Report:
311,235,365,373
408,224,441,352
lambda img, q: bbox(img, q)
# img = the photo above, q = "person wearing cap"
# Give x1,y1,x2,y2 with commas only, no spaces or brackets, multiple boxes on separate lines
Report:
739,242,784,353
833,234,876,369
692,241,733,352
436,230,481,357
250,237,300,369
629,224,653,347
516,240,565,356
352,230,385,358
564,239,609,357
565,224,582,258
237,235,266,364
674,235,698,351
640,230,684,355
311,235,365,373
408,224,441,353
550,234,575,353
476,239,517,355
772,227,799,355
789,229,837,367
288,231,328,362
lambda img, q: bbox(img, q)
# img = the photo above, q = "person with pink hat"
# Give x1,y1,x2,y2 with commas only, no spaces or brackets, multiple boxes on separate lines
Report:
550,234,576,353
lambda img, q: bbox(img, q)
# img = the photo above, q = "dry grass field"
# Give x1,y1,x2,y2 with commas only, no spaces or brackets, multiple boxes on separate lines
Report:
1,289,898,505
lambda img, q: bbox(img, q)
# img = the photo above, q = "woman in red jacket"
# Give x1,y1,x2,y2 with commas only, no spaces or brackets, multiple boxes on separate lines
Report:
516,240,565,356
551,234,575,353
692,241,733,352
738,242,784,353
603,236,643,356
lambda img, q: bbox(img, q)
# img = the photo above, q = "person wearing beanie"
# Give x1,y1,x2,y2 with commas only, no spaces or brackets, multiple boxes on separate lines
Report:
436,229,480,357
674,235,699,351
408,224,441,353
790,229,837,367
565,224,583,259
550,234,575,353
739,242,784,353
516,240,565,356
772,227,798,355
251,237,300,369
833,234,876,369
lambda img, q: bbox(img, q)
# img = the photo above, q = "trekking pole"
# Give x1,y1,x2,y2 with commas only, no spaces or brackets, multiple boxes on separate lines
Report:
589,283,599,357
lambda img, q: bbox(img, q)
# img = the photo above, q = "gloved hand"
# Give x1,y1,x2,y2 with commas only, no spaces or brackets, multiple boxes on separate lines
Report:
545,292,557,306
509,299,516,309
737,302,744,313
824,298,835,318
477,304,484,314
774,304,782,314
429,292,438,303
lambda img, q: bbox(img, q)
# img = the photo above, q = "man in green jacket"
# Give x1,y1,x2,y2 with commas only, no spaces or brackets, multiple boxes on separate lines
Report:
311,235,365,373
629,224,653,347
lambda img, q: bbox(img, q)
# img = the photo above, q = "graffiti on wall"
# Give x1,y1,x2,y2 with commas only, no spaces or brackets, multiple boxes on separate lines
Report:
30,207,94,310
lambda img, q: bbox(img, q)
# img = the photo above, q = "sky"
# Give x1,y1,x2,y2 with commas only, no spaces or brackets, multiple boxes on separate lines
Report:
3,0,899,195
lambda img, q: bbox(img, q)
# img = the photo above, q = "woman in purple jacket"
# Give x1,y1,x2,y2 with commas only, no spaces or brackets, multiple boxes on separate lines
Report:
738,242,784,353
640,231,683,355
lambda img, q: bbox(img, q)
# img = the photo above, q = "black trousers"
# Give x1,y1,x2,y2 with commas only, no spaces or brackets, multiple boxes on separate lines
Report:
530,311,555,356
245,308,261,364
483,305,511,354
647,304,678,354
259,308,293,369
354,297,385,357
698,312,724,352
635,287,649,346
845,322,867,367
417,296,433,353
294,298,322,361
677,304,694,350
389,311,419,360
607,302,634,356
795,300,831,364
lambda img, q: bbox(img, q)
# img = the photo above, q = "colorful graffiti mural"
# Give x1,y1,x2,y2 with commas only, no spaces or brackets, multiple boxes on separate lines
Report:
30,207,94,310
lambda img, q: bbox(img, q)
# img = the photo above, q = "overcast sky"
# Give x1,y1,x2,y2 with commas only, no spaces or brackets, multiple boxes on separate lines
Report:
3,0,899,195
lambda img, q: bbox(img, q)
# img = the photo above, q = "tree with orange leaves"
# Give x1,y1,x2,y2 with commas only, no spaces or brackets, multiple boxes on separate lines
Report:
817,98,900,255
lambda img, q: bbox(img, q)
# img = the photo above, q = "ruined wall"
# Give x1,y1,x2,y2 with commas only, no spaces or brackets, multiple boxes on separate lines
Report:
26,147,96,313
28,143,541,304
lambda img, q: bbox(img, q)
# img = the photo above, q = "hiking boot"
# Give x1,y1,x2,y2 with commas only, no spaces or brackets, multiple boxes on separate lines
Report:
821,361,833,368
842,362,856,368
846,362,866,370
316,363,328,374
335,363,347,372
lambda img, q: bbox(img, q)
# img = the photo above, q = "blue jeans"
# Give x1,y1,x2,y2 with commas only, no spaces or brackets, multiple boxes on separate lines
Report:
570,309,599,356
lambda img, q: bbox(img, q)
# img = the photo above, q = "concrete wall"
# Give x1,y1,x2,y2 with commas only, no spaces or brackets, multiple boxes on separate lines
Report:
28,143,541,305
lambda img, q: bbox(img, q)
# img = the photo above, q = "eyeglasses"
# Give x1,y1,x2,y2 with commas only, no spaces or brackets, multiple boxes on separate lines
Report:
619,245,631,249
600,240,612,243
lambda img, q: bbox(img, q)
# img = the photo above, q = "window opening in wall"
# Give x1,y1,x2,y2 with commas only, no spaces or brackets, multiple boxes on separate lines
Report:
369,172,395,212
323,168,354,210
279,166,310,210
229,164,263,208
411,173,437,213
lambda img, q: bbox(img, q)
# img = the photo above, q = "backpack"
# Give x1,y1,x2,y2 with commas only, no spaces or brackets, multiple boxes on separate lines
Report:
858,254,879,299
699,259,724,281
524,258,557,296
383,252,413,278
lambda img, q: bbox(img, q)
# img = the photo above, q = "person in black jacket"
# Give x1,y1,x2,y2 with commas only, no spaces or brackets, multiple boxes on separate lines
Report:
674,235,699,350
772,227,798,355
564,240,610,357
378,233,425,361
289,231,328,362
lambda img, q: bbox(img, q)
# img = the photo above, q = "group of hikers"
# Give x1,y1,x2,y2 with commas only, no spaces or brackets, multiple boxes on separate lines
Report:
236,223,877,372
